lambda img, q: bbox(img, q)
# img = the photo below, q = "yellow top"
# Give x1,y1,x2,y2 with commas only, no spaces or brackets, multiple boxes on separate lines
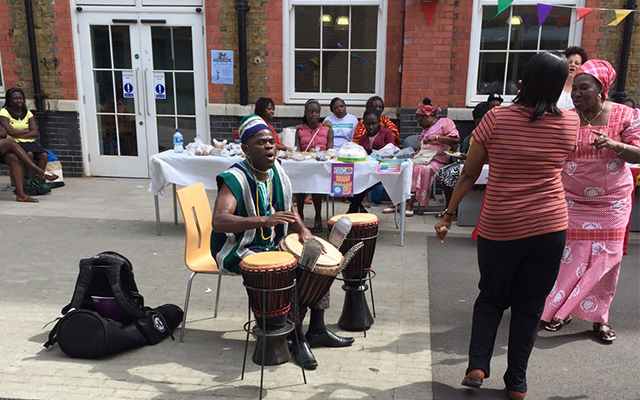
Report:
240,251,296,269
280,233,343,267
0,108,35,143
329,213,379,225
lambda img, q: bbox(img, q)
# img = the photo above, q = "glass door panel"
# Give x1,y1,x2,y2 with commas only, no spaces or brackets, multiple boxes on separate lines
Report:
150,26,197,153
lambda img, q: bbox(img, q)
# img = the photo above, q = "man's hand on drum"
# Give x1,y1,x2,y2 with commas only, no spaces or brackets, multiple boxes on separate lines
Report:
434,219,451,243
263,210,299,227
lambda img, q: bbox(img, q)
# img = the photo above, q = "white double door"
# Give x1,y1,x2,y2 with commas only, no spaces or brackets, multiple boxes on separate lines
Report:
78,11,207,177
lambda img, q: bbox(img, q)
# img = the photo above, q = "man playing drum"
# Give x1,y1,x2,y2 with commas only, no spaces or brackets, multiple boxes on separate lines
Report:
211,115,353,370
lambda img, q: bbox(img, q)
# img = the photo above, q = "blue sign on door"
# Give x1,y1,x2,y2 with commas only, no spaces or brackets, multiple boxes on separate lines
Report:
153,73,166,100
122,71,134,98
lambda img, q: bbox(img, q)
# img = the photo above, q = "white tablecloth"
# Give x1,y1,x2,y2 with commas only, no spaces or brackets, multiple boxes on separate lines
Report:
149,151,413,205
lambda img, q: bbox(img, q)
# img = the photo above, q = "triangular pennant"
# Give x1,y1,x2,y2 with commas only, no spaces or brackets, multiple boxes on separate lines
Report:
497,0,514,16
422,1,438,25
608,10,632,26
557,16,571,27
575,7,593,23
522,12,536,33
537,3,554,26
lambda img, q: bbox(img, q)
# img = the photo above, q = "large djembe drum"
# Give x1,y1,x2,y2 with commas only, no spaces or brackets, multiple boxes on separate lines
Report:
239,251,297,366
279,233,343,307
327,213,379,332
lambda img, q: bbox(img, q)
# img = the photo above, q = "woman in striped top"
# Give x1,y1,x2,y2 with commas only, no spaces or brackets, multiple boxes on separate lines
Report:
435,52,580,400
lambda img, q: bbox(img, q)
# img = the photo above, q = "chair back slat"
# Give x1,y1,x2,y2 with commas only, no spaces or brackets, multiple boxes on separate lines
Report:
177,183,219,273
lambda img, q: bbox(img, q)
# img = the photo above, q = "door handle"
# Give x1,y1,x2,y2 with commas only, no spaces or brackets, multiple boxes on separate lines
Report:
135,68,142,116
144,69,151,116
112,19,137,24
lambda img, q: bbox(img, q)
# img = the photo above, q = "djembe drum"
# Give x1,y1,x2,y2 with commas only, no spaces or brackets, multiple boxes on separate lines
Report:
279,233,343,307
327,213,379,331
239,251,297,366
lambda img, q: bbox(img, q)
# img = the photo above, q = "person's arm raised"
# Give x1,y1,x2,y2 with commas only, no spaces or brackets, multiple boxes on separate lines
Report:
211,182,299,233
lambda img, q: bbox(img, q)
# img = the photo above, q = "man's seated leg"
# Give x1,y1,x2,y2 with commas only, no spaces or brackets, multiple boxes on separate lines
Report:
288,307,318,370
305,291,354,348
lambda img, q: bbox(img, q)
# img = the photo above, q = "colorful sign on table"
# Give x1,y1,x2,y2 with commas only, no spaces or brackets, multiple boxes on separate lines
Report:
331,163,354,197
376,161,402,174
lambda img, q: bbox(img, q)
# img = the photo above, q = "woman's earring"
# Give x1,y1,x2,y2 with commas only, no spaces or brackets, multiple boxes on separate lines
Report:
597,94,602,99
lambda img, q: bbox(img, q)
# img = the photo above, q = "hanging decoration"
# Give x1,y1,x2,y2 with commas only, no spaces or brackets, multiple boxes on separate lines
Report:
497,0,514,16
576,7,593,23
608,9,633,26
537,3,554,26
438,1,637,27
556,16,571,27
421,0,439,25
522,12,536,33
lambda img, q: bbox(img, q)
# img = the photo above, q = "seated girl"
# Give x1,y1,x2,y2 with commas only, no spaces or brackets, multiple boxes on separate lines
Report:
347,107,396,214
295,99,334,233
352,96,400,146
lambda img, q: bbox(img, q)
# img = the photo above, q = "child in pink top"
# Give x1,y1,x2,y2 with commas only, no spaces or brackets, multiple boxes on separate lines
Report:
295,99,334,233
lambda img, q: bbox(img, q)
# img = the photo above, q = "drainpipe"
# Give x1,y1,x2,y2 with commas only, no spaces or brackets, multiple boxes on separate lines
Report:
24,0,48,148
396,1,406,136
610,0,636,103
235,0,250,106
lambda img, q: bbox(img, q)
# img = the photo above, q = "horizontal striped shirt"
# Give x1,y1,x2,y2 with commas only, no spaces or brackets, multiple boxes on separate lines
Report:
473,105,579,241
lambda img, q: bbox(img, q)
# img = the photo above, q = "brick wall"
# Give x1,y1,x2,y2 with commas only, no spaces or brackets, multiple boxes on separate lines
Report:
207,0,274,105
589,0,640,102
45,111,83,177
400,0,465,110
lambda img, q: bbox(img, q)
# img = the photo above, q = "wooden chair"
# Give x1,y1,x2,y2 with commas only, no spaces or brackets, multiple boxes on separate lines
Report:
176,182,222,342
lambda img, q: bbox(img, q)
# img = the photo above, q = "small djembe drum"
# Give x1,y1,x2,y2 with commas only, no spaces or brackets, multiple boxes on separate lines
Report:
239,251,297,366
327,213,379,332
279,233,343,307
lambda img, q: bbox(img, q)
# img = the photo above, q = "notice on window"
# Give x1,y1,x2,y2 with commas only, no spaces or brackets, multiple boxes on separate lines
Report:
153,73,166,100
331,163,354,197
122,71,134,99
211,50,234,85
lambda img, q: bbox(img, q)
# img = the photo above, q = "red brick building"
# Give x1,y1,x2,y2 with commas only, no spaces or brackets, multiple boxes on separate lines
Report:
0,0,637,177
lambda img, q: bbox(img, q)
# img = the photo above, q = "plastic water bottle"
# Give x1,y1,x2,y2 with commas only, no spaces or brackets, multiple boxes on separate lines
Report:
173,128,184,153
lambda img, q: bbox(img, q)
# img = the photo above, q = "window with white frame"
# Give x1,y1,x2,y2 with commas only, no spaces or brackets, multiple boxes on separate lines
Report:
284,0,387,104
467,0,583,105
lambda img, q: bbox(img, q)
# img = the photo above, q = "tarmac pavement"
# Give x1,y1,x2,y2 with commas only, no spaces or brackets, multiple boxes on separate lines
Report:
0,176,638,400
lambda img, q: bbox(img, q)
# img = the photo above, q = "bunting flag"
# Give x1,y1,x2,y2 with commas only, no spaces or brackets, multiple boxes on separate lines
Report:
608,10,632,26
497,0,514,16
422,1,438,25
576,7,593,22
537,3,554,26
557,16,571,27
522,12,536,33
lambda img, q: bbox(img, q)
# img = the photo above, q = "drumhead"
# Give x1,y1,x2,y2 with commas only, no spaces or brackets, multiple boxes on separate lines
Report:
279,233,343,267
240,251,296,270
328,213,379,225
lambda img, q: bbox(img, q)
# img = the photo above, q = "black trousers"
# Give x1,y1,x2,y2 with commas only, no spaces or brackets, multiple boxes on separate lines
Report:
468,230,566,393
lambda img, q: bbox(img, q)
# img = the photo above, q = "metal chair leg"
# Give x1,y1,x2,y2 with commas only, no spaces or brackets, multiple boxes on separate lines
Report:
369,271,376,318
214,273,222,318
180,271,197,342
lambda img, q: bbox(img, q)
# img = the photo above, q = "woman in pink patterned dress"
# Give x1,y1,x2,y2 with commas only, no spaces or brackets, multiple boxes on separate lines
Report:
383,101,459,216
542,60,640,342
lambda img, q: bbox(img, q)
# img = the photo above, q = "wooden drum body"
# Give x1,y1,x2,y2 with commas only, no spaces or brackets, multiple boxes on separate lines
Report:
279,233,343,307
328,213,379,281
239,251,297,332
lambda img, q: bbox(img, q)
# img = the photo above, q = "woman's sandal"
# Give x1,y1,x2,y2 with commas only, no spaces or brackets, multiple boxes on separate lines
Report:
382,206,396,214
312,219,323,233
544,315,572,332
37,171,59,181
16,195,39,203
593,322,616,343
